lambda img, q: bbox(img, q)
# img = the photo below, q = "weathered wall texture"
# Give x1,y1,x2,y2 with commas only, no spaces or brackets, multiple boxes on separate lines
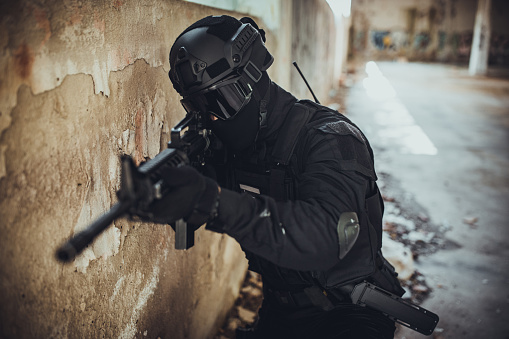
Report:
0,0,340,338
0,1,245,338
350,0,509,65
489,0,509,66
291,0,337,100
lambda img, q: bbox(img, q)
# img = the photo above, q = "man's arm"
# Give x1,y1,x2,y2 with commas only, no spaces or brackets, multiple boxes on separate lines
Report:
207,131,373,271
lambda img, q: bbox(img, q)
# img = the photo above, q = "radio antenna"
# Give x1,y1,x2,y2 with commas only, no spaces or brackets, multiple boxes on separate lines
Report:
293,61,320,104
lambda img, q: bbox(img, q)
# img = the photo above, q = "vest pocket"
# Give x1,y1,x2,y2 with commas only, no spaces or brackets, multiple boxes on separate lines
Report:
235,168,295,201
235,169,270,197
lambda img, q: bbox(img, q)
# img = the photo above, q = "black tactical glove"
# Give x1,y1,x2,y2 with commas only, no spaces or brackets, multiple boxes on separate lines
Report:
146,165,220,228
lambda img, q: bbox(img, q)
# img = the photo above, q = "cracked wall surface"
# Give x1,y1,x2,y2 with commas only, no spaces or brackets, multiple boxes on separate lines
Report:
0,1,339,338
0,1,255,338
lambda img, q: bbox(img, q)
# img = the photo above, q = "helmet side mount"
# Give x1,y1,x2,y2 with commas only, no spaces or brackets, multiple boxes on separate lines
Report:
173,46,208,91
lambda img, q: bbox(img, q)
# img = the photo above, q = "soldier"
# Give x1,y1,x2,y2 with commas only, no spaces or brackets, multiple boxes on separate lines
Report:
156,15,404,338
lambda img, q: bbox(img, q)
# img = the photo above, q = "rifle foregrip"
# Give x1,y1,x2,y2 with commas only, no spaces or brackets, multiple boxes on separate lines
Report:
174,219,194,250
56,201,131,263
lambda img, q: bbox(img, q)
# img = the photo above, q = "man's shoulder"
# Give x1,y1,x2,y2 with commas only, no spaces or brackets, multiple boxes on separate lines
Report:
293,102,377,180
295,100,366,144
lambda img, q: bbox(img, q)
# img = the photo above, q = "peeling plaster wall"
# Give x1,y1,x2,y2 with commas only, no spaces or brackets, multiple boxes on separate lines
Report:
0,1,280,338
0,0,342,337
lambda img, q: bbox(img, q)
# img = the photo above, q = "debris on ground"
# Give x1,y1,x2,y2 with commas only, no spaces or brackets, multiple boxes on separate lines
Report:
463,216,479,228
213,271,263,339
382,233,415,281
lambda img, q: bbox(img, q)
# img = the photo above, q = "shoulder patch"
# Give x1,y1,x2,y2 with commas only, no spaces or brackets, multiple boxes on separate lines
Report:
319,120,366,143
313,118,377,180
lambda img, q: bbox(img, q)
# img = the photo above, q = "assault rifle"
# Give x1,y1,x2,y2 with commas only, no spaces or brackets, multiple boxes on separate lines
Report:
56,111,212,263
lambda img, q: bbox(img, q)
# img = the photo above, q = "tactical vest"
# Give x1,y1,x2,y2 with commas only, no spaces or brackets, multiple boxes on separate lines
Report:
230,101,387,291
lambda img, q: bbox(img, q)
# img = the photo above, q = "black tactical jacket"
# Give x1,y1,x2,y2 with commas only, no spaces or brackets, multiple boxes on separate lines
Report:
207,83,388,292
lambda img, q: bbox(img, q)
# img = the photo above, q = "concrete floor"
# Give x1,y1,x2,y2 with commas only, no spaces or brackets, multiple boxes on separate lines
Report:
345,61,509,339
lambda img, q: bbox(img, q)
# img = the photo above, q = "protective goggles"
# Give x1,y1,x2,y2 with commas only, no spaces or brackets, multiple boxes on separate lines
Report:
180,75,253,121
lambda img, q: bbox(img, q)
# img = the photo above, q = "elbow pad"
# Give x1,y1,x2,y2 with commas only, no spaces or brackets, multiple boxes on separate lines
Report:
337,212,360,259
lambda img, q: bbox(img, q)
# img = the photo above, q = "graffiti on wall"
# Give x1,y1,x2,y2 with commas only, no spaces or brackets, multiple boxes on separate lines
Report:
370,30,408,51
356,30,508,65
364,30,475,61
490,33,509,65
450,32,472,55
371,31,392,50
413,33,430,50
370,30,431,51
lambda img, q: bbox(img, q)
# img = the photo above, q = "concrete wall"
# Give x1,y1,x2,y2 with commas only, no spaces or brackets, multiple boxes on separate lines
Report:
349,0,509,65
489,0,509,66
0,1,248,338
0,0,339,338
291,0,337,101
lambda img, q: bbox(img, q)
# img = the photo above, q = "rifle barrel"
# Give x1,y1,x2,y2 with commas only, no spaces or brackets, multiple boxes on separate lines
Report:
56,201,132,262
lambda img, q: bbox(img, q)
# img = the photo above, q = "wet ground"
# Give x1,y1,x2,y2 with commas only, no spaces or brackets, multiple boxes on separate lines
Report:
214,62,509,339
346,61,509,339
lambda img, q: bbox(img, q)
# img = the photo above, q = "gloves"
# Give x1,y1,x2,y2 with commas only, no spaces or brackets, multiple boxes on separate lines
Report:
145,165,220,228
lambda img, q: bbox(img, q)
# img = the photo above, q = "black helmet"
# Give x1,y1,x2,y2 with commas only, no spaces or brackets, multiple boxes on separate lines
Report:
169,15,273,122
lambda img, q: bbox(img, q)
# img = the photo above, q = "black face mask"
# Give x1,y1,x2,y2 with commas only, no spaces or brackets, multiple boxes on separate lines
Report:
209,97,260,151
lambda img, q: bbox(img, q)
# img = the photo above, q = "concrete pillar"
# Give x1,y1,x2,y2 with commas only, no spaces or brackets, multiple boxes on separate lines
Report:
291,0,336,101
469,0,492,75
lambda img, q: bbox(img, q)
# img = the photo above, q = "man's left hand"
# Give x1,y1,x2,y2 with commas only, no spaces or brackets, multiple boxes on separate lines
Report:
143,165,220,228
